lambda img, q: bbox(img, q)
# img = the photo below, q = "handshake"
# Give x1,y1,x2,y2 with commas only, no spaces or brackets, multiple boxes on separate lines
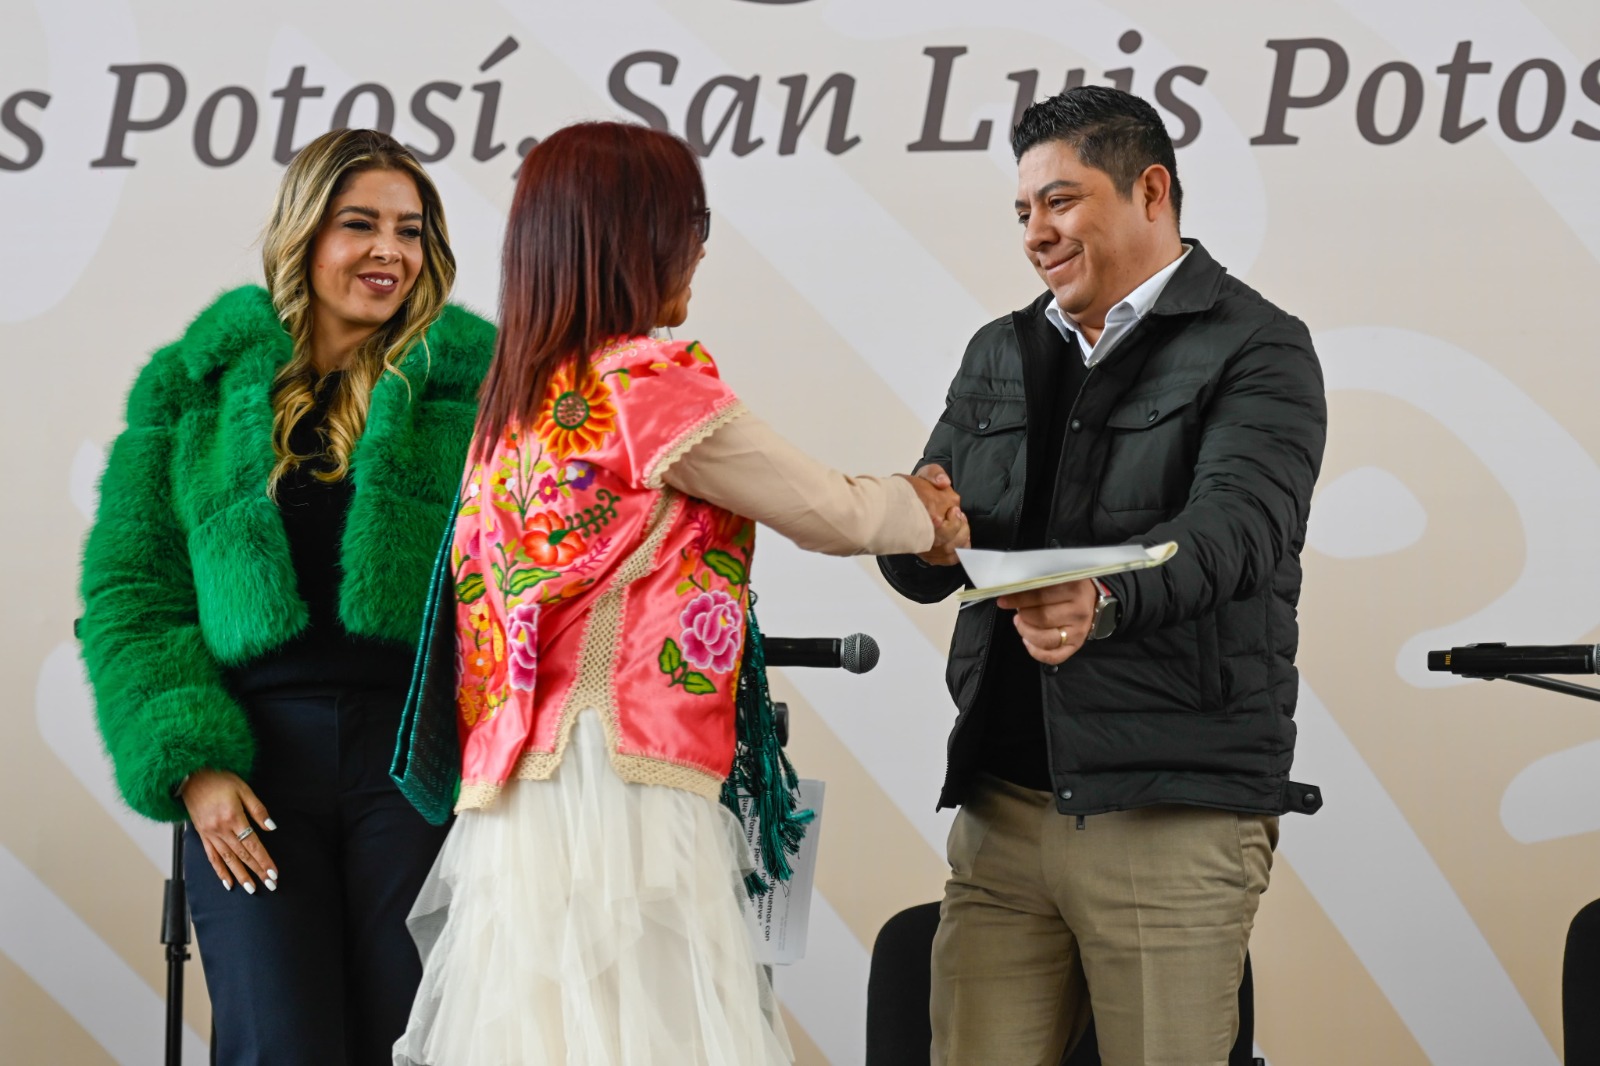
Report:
901,462,969,566
896,464,1097,665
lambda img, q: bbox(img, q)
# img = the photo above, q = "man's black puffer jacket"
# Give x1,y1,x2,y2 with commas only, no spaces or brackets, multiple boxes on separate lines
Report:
880,242,1328,818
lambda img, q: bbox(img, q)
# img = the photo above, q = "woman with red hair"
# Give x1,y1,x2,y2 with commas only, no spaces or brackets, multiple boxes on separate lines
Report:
392,122,965,1065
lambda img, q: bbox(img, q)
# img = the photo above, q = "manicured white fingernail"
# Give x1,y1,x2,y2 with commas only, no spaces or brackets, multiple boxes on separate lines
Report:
242,881,256,895
263,819,277,831
267,868,278,881
222,880,232,891
265,879,277,892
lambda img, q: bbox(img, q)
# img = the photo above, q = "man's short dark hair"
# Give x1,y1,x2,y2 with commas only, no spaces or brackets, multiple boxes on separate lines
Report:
1012,86,1182,225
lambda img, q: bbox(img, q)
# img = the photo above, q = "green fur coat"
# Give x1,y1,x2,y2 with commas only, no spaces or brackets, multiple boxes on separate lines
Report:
78,286,494,821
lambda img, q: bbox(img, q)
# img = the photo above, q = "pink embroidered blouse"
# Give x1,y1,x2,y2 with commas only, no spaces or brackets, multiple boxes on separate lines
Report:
450,337,933,811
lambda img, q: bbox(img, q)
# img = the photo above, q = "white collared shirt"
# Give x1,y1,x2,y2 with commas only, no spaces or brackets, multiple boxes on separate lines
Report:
1044,243,1192,366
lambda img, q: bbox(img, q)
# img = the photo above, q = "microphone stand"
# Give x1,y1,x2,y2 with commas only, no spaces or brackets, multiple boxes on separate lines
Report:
1475,673,1600,704
1463,664,1600,1061
161,823,190,1066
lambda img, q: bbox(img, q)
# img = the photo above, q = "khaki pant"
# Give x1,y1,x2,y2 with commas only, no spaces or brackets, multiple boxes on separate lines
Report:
930,776,1276,1066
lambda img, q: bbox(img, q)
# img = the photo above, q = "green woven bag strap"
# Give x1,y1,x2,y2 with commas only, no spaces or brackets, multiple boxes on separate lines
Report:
391,484,463,822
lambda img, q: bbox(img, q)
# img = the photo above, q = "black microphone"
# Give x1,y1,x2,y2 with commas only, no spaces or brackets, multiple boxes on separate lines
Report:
1426,643,1599,677
764,633,880,674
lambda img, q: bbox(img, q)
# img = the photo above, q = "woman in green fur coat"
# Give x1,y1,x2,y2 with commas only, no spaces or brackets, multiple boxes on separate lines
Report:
78,128,493,1065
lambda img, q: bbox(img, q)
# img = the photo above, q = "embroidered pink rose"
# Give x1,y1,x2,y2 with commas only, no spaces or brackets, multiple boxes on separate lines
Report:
679,590,743,674
506,600,540,691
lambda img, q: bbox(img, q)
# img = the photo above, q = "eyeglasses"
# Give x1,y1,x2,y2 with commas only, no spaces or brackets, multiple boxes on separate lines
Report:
695,208,712,243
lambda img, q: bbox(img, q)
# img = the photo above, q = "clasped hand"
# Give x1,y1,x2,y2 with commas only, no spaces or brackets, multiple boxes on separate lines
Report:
902,464,972,563
901,464,969,561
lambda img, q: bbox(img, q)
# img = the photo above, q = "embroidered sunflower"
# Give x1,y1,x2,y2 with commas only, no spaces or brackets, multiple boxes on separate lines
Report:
534,362,618,459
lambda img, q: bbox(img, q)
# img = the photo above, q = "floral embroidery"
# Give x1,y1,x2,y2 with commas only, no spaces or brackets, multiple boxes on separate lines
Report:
455,430,616,608
506,601,539,691
521,512,588,568
533,463,593,502
565,461,597,490
604,339,714,391
675,509,754,596
565,489,621,537
658,508,754,697
458,680,490,730
489,471,511,497
455,338,752,749
534,362,618,458
658,637,718,695
458,604,507,727
679,590,743,673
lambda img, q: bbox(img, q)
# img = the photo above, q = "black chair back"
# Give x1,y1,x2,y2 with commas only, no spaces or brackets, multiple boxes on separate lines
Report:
1565,899,1600,1063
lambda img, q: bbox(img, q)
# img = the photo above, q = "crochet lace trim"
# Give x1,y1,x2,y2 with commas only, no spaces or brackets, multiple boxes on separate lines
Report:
509,748,723,799
456,779,503,810
456,746,722,806
643,399,748,490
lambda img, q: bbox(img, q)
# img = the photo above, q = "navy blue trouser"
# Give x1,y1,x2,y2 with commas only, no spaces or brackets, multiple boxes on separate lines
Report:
184,687,450,1066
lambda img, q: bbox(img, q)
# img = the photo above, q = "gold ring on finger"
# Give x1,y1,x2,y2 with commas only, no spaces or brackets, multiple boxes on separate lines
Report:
1058,628,1068,649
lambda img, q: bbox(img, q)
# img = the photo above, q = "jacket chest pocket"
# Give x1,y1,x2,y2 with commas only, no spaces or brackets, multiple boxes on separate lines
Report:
1094,385,1202,529
941,394,1026,518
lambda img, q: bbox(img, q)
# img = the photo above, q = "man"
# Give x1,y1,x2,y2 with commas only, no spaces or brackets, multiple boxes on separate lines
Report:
878,87,1327,1066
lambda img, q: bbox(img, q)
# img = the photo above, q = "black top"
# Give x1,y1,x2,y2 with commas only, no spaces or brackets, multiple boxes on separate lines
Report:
228,373,415,697
975,322,1090,790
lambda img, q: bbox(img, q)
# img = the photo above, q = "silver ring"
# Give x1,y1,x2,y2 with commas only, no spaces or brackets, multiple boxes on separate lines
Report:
236,827,255,843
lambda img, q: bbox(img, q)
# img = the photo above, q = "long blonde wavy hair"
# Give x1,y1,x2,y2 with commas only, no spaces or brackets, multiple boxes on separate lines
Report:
262,128,457,495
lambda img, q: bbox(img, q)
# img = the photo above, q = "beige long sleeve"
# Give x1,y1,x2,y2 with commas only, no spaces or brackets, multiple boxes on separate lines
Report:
661,409,936,557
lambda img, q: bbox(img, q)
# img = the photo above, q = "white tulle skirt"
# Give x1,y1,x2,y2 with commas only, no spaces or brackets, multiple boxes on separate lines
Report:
392,710,793,1066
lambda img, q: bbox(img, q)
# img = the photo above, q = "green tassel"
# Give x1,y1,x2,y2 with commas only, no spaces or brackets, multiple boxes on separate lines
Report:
721,592,815,897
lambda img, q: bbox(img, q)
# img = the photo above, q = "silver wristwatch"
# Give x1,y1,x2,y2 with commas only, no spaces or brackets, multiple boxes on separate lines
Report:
1088,583,1119,640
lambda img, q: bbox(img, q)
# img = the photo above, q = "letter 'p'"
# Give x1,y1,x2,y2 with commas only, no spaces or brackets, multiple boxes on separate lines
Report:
92,64,188,167
1251,39,1350,146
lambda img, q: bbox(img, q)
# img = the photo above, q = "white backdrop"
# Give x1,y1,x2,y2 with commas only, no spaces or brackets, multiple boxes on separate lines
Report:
5,1,1600,1062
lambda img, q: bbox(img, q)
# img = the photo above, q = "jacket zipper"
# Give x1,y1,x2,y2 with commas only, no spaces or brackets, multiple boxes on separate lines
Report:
1042,314,1162,578
1038,356,1098,808
1034,314,1156,813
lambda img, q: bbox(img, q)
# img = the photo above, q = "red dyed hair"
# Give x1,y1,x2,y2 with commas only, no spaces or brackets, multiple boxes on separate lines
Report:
474,121,707,457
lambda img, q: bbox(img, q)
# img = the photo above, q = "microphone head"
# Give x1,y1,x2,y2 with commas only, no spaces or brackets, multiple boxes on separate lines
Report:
840,633,880,674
